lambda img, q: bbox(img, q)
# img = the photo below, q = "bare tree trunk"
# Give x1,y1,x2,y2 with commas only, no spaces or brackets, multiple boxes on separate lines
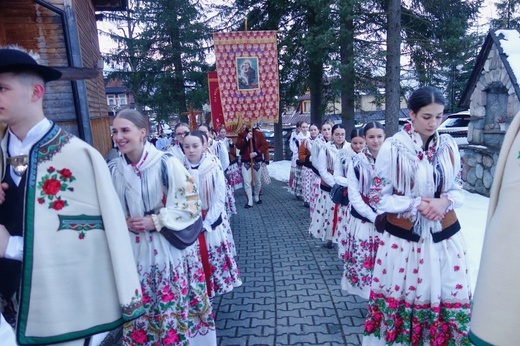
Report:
385,0,401,136
309,60,324,126
339,0,355,133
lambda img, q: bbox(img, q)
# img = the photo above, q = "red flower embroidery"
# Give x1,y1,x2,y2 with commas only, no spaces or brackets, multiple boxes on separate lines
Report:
164,329,180,345
59,168,73,179
364,320,377,333
52,199,66,210
37,167,76,212
130,329,148,344
42,179,62,195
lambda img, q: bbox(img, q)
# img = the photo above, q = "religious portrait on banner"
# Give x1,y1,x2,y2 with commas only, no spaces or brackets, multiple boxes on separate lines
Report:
237,57,259,90
213,30,279,125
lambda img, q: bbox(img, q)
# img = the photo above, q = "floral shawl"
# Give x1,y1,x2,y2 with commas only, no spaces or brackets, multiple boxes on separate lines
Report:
370,122,463,236
184,152,226,231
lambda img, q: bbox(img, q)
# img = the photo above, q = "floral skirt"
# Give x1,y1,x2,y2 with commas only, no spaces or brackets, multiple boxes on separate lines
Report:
226,163,242,190
201,215,242,297
260,163,271,186
362,231,472,346
290,165,304,197
337,206,379,299
309,174,321,215
225,181,237,217
309,188,340,242
123,233,216,346
301,166,314,204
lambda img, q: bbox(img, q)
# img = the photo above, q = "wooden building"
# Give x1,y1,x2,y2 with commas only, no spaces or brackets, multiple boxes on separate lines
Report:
0,0,126,156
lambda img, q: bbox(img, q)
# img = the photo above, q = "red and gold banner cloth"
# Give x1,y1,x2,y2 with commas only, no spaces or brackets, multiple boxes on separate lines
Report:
213,30,279,126
208,71,226,130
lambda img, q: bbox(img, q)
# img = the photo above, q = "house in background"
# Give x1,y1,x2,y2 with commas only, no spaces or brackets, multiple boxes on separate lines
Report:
282,89,408,127
105,78,135,123
0,0,126,156
458,29,520,196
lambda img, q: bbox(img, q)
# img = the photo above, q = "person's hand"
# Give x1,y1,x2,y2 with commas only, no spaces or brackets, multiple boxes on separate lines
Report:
419,197,451,221
250,152,257,158
0,224,10,258
127,216,155,233
0,183,8,205
416,199,429,214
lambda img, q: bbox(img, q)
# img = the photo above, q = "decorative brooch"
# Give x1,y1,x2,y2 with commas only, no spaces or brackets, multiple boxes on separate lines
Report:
7,155,29,176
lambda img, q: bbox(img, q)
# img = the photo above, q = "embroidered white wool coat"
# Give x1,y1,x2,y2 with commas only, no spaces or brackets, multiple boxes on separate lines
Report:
0,124,143,345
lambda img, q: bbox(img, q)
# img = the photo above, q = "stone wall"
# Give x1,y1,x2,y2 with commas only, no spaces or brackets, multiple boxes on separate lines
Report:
461,146,499,196
462,44,520,196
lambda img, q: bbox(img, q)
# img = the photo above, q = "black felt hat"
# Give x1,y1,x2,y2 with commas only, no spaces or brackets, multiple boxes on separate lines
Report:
0,48,62,82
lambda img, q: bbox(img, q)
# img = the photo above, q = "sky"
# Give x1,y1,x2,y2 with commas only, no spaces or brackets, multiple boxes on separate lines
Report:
267,160,489,292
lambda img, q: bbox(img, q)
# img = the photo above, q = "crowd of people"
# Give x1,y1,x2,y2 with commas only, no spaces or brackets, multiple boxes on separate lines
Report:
289,86,473,345
0,47,268,346
1,46,514,346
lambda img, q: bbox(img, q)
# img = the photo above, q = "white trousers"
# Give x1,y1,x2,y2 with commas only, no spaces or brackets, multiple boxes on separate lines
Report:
0,314,16,346
242,163,262,205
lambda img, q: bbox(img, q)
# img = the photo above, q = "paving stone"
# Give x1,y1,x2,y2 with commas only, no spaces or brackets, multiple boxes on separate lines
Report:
276,296,298,310
277,309,302,319
276,324,303,335
214,179,366,345
289,332,317,344
226,317,251,329
218,336,248,346
316,330,347,344
248,334,275,346
287,315,316,326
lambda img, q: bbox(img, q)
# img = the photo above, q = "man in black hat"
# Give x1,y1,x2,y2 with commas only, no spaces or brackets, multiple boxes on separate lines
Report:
0,47,144,345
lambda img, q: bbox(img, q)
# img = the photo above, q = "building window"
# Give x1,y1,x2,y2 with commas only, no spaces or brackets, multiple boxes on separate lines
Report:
118,94,127,105
107,95,116,105
303,101,310,113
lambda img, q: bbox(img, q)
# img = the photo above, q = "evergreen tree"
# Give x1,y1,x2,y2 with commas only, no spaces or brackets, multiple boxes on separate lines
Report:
100,0,212,121
491,0,520,28
401,0,482,109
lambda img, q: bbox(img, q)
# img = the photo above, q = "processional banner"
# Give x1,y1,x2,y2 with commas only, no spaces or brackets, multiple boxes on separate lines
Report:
213,30,279,127
208,71,226,130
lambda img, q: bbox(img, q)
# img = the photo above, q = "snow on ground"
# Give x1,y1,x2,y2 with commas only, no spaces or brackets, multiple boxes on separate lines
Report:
268,160,488,291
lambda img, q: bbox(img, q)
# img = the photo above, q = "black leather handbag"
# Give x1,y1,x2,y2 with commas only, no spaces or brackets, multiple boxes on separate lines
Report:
160,217,203,250
330,184,349,206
